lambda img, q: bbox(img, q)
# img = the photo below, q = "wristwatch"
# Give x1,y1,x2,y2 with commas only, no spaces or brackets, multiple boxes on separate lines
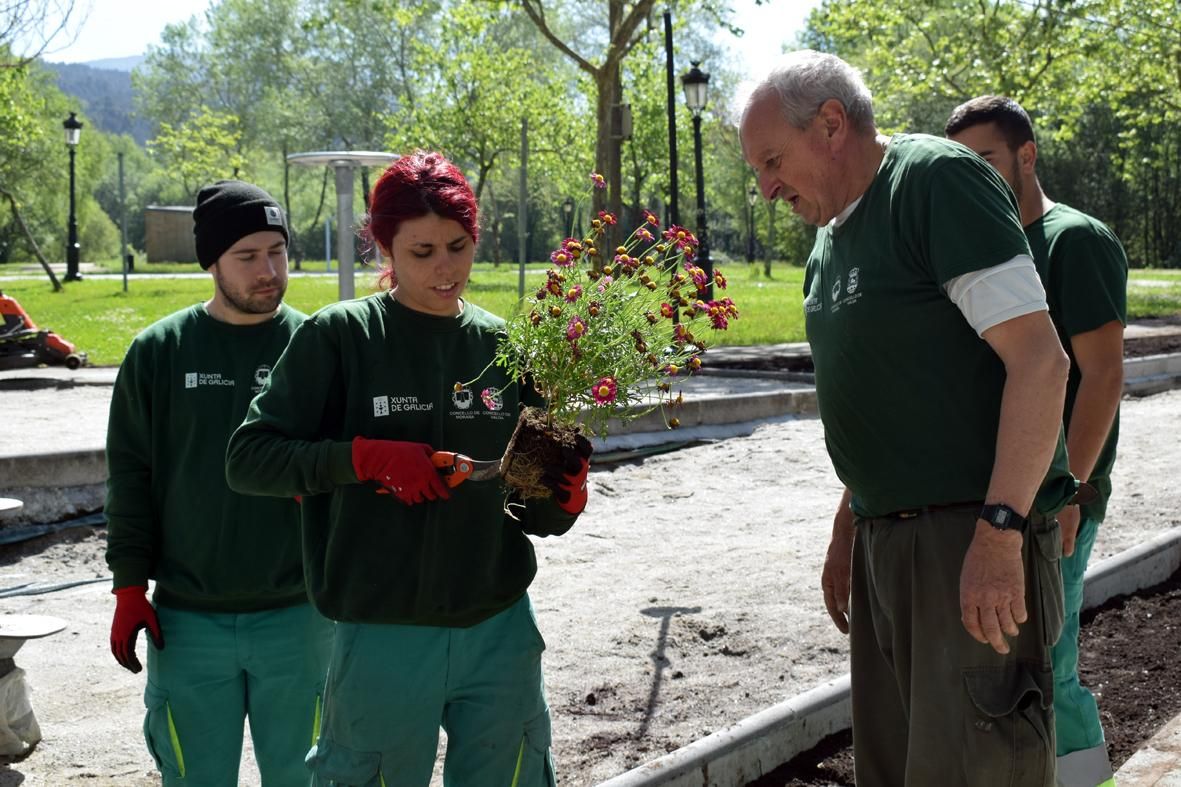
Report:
979,503,1028,532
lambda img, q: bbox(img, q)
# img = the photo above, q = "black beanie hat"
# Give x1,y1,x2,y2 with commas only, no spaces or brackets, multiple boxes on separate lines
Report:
193,180,289,269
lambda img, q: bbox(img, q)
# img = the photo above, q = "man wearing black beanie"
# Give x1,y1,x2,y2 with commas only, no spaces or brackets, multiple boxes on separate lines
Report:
105,179,332,785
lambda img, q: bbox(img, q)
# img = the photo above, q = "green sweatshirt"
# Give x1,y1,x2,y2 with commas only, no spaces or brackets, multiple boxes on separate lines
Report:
105,304,308,612
225,293,576,628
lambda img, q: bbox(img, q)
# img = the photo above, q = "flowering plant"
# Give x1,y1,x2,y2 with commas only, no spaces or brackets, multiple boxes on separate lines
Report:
461,174,738,498
460,174,737,497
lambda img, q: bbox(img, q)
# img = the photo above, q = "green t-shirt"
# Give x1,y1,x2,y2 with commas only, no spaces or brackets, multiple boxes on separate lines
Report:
225,293,576,628
1026,203,1128,521
105,304,309,612
804,134,1075,518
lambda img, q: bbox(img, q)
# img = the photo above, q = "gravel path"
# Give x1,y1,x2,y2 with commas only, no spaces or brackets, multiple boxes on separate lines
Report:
1,389,1179,786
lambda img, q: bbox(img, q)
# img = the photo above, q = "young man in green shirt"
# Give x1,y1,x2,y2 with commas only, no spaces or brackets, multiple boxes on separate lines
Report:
105,180,332,785
741,51,1079,786
948,96,1128,787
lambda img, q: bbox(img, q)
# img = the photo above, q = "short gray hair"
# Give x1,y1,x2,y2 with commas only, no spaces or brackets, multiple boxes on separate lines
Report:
750,50,875,132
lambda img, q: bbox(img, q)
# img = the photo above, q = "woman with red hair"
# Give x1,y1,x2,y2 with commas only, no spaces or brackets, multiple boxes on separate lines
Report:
227,150,589,786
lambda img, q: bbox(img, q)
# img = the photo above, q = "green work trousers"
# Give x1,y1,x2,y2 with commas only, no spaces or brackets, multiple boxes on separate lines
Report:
143,602,334,786
1052,515,1115,787
306,592,557,787
849,507,1064,787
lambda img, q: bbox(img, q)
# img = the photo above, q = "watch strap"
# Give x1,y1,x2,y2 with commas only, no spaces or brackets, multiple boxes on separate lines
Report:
979,503,1028,532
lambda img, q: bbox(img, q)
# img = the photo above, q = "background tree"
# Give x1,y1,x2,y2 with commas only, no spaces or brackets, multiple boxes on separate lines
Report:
147,107,247,197
801,0,1181,266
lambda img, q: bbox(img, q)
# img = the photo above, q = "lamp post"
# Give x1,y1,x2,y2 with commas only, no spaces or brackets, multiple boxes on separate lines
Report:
681,62,711,299
663,9,680,228
562,196,574,236
62,112,83,281
747,185,759,266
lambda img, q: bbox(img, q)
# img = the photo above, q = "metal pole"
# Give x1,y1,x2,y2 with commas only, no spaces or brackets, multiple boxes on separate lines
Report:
746,195,755,267
118,152,128,292
517,118,528,301
334,165,355,301
692,114,711,299
663,9,679,228
324,216,332,271
65,146,80,281
766,201,776,278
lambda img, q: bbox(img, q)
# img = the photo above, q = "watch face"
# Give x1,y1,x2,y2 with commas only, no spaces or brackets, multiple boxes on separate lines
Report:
983,504,1026,531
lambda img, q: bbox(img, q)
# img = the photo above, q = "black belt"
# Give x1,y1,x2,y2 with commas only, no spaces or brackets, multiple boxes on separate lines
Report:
883,500,984,520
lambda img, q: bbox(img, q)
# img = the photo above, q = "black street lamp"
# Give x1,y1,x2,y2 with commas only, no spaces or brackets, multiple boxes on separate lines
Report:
681,62,711,299
746,185,759,266
62,112,83,281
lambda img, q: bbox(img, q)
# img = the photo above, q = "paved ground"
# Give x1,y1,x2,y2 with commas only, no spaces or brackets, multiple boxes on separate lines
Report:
2,328,1181,786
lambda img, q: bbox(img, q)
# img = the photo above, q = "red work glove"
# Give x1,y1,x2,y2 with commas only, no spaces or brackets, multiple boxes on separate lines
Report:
541,434,593,514
351,436,451,505
110,585,164,674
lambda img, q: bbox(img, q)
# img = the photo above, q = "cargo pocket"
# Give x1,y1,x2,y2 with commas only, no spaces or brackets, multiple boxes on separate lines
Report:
1031,518,1065,648
962,665,1054,787
511,708,557,787
306,737,383,787
142,682,185,780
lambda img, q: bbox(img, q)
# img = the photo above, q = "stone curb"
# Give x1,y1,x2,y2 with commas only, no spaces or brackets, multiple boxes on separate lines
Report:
595,527,1181,787
1123,353,1181,396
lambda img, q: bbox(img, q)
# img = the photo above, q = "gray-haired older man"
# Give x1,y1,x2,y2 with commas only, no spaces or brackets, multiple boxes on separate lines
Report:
740,50,1079,785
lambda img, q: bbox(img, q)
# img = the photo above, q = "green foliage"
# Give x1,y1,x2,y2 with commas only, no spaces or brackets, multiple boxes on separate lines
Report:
148,107,247,197
385,3,578,202
800,0,1181,266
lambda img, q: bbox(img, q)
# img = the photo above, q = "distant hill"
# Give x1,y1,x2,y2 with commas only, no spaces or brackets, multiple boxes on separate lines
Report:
45,59,152,145
83,55,144,73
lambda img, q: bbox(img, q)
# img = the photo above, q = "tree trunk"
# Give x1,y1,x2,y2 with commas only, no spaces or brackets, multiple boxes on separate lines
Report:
1,187,63,292
283,140,300,270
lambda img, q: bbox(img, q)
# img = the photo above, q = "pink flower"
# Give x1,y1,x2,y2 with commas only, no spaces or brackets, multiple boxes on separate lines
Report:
642,209,659,226
664,363,680,376
550,248,574,267
591,376,617,405
562,238,584,258
662,225,697,246
637,227,654,242
685,262,708,290
660,302,674,319
673,323,690,344
566,315,587,341
706,299,738,330
590,172,606,189
597,275,613,293
714,269,728,289
597,210,617,226
564,285,583,303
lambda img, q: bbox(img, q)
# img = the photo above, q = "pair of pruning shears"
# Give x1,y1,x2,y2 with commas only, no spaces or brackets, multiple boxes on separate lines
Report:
430,451,502,488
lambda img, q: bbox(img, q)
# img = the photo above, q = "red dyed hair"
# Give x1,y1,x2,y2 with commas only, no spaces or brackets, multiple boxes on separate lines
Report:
364,151,479,290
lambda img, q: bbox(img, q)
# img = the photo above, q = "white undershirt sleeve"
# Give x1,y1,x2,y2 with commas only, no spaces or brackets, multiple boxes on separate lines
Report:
944,255,1047,336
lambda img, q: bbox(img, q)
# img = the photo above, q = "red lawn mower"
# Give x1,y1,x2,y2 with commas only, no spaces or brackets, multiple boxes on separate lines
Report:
0,291,88,370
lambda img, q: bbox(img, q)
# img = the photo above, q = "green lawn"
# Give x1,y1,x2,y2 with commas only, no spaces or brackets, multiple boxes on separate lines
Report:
1,262,806,366
1128,269,1181,320
6,262,1176,366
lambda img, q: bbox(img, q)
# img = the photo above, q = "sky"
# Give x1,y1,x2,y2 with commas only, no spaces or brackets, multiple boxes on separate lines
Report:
38,0,820,74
